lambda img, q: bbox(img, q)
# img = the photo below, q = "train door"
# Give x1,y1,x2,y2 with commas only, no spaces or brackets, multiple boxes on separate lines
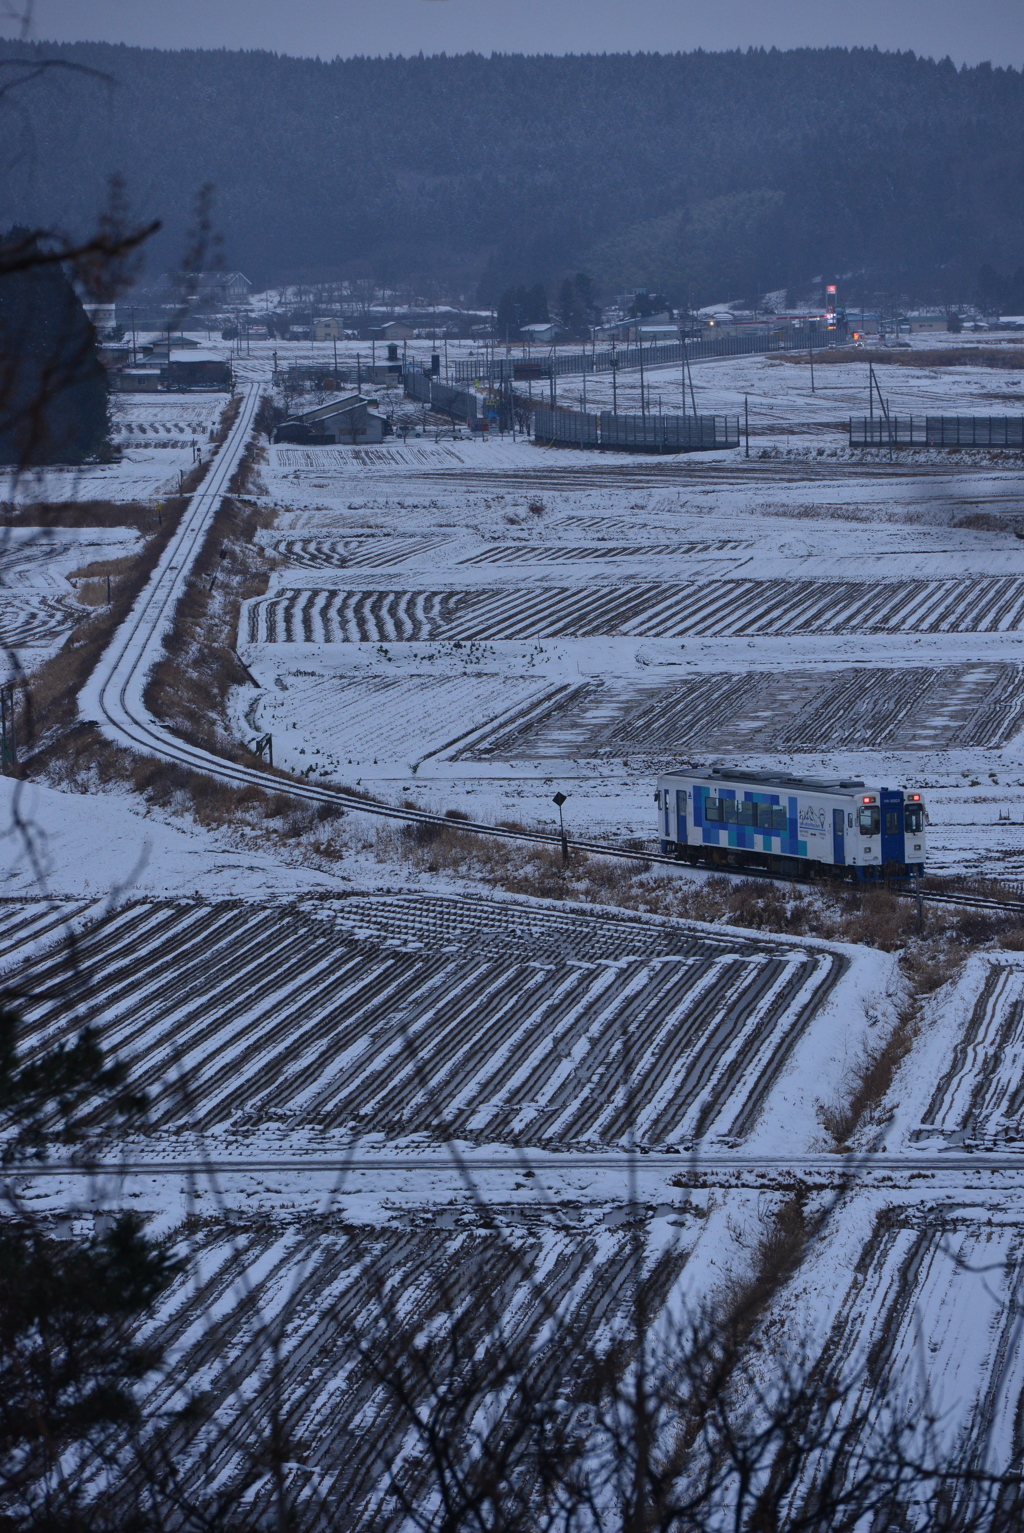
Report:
832,808,845,866
676,790,688,845
880,789,904,870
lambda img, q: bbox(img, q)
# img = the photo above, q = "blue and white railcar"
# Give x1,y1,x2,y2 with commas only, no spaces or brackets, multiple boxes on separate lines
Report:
655,767,926,879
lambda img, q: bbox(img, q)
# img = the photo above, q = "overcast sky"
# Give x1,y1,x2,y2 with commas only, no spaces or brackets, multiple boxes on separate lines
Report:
4,0,1024,67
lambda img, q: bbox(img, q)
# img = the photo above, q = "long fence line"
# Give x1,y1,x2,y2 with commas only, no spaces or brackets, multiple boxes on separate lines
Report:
449,324,847,384
850,416,1024,447
533,406,739,453
403,367,480,422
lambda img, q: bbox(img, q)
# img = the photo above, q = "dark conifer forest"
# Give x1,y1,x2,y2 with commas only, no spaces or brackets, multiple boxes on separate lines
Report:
3,41,1024,303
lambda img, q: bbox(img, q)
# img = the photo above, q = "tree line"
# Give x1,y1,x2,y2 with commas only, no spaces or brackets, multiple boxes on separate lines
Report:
2,42,1024,306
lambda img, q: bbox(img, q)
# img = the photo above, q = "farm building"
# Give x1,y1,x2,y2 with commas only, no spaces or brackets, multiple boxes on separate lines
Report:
520,321,563,343
274,394,389,445
905,312,951,333
167,350,233,389
369,320,415,341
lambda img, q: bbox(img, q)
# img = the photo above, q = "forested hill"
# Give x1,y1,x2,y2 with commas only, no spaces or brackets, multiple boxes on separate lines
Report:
3,41,1024,304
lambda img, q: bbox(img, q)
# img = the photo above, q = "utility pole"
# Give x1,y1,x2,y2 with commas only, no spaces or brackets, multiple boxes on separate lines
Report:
639,335,646,419
809,343,815,393
685,348,698,417
611,340,618,414
0,682,16,773
745,395,750,457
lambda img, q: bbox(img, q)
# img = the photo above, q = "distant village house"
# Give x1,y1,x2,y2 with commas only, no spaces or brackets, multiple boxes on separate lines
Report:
274,394,389,445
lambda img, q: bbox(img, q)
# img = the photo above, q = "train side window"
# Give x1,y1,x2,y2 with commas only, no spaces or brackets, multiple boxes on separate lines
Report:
772,806,788,832
704,798,722,823
858,805,880,835
885,810,900,836
723,800,739,825
904,805,924,833
757,803,773,829
739,801,756,827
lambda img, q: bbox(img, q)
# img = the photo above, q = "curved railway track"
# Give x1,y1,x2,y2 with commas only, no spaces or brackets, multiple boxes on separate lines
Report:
76,384,1024,922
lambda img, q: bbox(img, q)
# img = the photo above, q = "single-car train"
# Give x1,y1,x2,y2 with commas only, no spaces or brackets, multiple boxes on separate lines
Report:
656,766,926,880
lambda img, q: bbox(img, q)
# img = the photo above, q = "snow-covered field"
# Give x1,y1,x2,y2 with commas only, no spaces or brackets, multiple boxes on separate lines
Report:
8,339,1024,1508
231,406,1024,879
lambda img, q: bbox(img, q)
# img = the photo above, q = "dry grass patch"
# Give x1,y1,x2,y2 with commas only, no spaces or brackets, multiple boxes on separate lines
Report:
0,499,159,531
144,486,277,761
817,1005,920,1150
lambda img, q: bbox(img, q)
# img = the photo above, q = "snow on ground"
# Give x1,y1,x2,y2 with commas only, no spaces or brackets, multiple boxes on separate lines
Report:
0,451,199,505
0,776,352,900
233,421,1024,878
9,341,1024,1494
0,525,142,676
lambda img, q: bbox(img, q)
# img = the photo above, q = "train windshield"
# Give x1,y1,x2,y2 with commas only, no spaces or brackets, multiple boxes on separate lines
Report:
904,804,924,833
858,804,880,835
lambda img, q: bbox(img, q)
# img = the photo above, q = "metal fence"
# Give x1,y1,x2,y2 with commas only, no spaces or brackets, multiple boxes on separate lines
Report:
850,416,1024,447
451,325,846,385
531,408,598,447
534,406,739,453
403,370,478,421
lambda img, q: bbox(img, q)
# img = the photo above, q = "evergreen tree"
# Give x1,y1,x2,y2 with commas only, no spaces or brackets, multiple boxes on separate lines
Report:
0,229,109,466
0,1001,182,1524
495,285,522,340
524,283,549,324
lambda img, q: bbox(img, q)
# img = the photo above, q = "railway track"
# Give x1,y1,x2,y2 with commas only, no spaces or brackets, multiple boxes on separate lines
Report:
74,386,1024,923
11,1151,1024,1177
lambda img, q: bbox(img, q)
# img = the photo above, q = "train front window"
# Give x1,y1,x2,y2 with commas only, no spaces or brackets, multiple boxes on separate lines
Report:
885,810,900,837
858,805,880,835
904,805,924,834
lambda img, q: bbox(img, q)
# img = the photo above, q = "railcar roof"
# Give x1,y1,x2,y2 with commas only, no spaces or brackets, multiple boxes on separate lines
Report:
669,767,868,792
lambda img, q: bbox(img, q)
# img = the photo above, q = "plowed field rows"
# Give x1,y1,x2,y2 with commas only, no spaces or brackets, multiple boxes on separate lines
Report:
138,1219,689,1529
0,593,78,646
247,576,1024,645
247,589,471,642
0,539,82,586
814,1210,1024,1464
611,662,1024,754
458,540,746,565
256,673,556,765
458,662,1024,759
268,535,449,568
915,960,1024,1145
0,897,839,1146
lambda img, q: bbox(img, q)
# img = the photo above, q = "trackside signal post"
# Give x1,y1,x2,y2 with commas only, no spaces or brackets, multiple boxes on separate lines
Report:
553,791,569,867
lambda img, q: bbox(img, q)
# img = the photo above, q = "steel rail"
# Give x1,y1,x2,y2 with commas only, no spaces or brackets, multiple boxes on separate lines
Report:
10,1151,1024,1178
76,385,1024,924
